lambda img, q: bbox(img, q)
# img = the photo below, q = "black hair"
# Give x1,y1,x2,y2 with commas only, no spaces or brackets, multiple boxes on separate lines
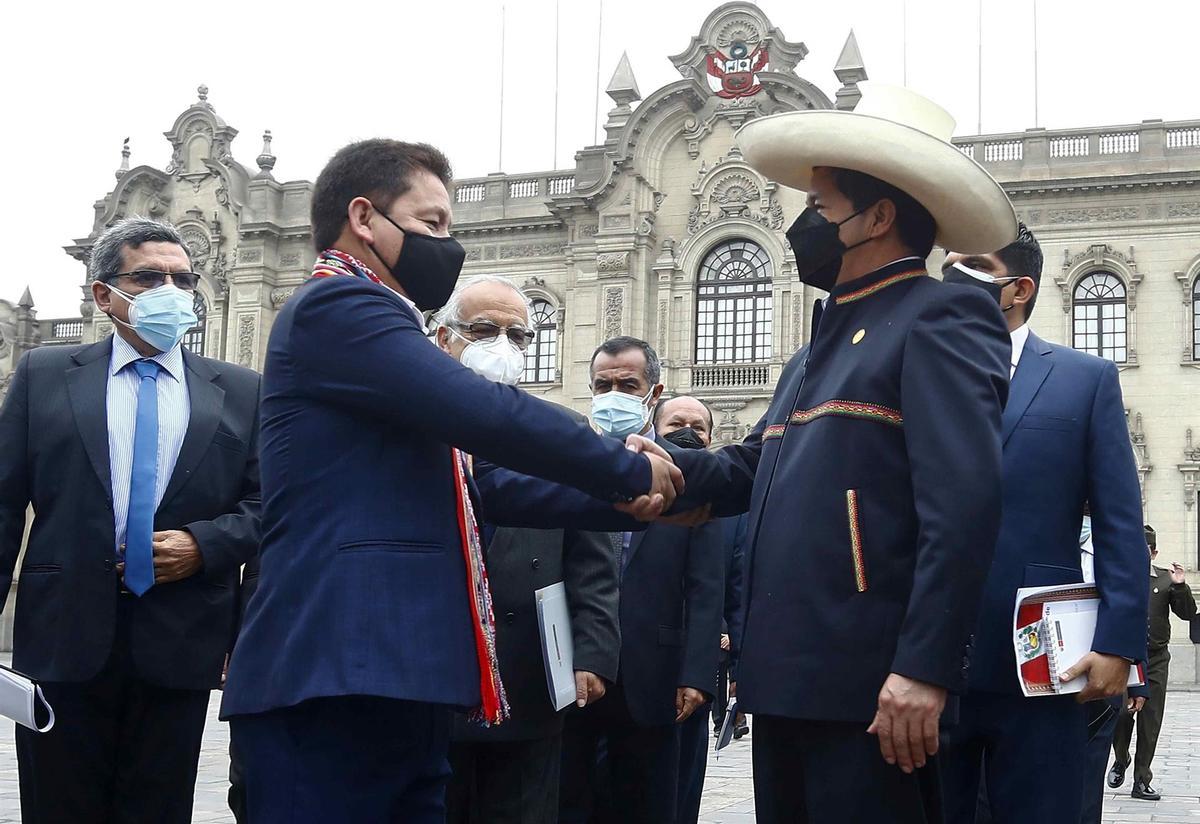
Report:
1145,524,1157,549
653,394,715,433
589,336,661,385
310,139,453,252
994,222,1044,320
830,168,937,258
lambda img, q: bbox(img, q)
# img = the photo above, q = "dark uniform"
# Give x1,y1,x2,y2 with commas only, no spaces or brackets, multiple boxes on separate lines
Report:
1112,566,1198,787
673,258,1011,823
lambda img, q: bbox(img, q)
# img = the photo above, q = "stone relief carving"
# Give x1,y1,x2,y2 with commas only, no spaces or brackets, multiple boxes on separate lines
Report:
270,287,299,307
711,173,760,205
714,17,762,48
578,222,599,238
209,253,229,296
603,287,624,339
498,242,567,260
239,248,263,264
1047,206,1139,224
237,315,256,367
179,226,212,269
1169,203,1200,218
603,215,632,229
464,246,482,262
280,253,302,267
688,164,783,234
1127,409,1152,506
657,299,669,354
597,252,630,276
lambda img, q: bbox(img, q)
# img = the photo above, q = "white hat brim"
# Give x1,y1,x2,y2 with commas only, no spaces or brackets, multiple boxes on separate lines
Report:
735,111,1018,254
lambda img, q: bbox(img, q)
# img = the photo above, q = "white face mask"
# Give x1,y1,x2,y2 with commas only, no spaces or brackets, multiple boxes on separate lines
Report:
450,328,526,385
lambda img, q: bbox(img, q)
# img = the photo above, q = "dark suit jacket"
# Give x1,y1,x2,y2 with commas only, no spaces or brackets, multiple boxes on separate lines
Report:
1147,565,1197,654
617,519,724,726
221,274,652,718
720,514,747,670
671,261,1011,723
452,526,620,743
968,333,1148,694
0,336,262,690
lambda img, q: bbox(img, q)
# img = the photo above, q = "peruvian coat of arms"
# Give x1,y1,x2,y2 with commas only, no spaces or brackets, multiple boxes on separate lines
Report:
705,39,769,99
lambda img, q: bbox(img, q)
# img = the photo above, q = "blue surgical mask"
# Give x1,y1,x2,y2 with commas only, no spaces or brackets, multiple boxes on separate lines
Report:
591,388,654,440
107,283,198,353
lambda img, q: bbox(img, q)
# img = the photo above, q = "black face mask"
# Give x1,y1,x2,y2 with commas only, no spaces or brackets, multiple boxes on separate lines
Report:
662,427,707,450
942,262,1018,313
370,207,466,311
785,205,874,292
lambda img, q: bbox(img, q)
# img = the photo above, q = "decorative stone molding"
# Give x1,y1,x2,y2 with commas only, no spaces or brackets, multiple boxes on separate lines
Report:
597,252,630,277
270,287,299,307
1168,202,1200,218
280,252,301,268
688,152,783,235
1178,260,1200,365
1046,206,1140,224
1181,430,1200,567
1127,409,1152,508
603,287,624,339
178,225,212,270
239,248,263,264
498,242,566,260
708,399,749,444
236,314,256,367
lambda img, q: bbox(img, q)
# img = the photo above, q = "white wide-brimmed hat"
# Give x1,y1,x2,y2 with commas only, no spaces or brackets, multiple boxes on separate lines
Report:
735,82,1017,254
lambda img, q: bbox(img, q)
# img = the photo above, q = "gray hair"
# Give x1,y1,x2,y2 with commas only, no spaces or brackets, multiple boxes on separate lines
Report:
590,336,662,386
434,275,532,329
88,217,189,283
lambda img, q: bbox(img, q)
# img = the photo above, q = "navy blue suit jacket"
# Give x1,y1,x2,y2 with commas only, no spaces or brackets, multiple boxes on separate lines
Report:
968,332,1147,693
719,514,747,668
670,262,1011,723
221,275,652,718
617,519,724,726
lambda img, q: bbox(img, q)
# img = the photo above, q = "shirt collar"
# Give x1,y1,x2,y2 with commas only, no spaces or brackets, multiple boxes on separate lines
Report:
1010,324,1030,371
829,257,927,305
109,334,185,382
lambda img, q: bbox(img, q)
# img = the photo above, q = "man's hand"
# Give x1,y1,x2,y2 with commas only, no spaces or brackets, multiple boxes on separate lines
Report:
720,633,731,652
1171,562,1187,585
575,671,606,708
675,687,706,722
1128,695,1146,713
1060,653,1131,703
151,530,204,583
221,653,230,690
867,673,946,773
728,680,737,698
615,437,684,521
660,504,713,528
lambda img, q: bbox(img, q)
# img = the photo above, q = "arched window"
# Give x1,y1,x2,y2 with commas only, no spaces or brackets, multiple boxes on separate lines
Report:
522,298,558,384
695,239,773,364
1193,277,1200,361
183,292,207,355
1072,272,1127,362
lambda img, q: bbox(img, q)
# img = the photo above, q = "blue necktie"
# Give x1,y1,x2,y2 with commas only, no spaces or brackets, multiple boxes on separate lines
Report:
124,360,160,596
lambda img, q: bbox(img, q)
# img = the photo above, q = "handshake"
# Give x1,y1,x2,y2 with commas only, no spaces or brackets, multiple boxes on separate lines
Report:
614,434,709,525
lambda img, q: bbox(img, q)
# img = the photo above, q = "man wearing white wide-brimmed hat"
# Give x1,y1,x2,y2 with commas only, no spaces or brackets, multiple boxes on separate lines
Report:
652,82,1017,822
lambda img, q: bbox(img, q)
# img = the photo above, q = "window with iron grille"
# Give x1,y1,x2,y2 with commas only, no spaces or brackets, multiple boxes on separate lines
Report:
695,239,773,364
522,299,558,383
1192,276,1200,361
183,292,207,355
1072,272,1127,363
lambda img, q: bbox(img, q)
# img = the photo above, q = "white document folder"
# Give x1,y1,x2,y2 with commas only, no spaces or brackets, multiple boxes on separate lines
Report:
0,663,55,732
535,582,577,712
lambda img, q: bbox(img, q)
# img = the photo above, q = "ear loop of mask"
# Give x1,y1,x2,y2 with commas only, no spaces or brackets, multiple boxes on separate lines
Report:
950,261,1021,313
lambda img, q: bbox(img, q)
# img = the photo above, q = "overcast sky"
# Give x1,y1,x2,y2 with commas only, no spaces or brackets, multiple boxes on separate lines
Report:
3,0,1196,317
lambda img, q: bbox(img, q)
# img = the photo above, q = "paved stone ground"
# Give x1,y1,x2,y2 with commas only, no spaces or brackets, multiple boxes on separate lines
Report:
2,666,1198,823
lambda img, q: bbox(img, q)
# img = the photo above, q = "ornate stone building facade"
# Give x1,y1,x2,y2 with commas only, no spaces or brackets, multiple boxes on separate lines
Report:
4,2,1200,670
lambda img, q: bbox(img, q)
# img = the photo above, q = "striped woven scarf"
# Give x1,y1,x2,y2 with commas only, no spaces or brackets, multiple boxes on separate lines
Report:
309,248,509,725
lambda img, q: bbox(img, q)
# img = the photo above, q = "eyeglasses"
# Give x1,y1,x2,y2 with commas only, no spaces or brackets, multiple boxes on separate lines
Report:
455,321,536,351
104,270,201,291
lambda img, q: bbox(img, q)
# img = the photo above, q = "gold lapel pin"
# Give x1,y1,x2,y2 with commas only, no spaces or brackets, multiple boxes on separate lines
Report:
852,329,866,345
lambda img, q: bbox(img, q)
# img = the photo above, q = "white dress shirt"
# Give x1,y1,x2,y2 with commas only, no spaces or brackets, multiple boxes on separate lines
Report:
106,335,190,555
1009,323,1030,379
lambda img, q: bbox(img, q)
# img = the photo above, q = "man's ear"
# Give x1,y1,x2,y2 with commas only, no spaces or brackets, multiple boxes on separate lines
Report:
1011,276,1038,313
92,280,114,314
868,199,897,240
650,384,665,404
435,326,452,354
347,196,376,245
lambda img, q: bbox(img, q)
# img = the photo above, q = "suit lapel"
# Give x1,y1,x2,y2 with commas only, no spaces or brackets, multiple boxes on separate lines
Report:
159,350,224,510
1001,332,1054,446
66,338,116,499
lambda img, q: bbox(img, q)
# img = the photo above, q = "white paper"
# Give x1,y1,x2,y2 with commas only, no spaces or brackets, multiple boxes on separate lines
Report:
535,582,577,712
0,664,55,732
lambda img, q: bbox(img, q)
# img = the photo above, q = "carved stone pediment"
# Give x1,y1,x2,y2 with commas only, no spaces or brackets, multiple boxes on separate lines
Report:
687,151,782,235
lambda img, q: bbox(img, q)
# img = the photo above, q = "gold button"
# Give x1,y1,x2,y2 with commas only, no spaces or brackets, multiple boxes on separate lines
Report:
852,329,866,345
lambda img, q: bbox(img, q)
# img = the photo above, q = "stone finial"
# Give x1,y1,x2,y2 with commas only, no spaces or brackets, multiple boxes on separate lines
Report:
256,130,277,179
833,30,868,111
197,84,209,103
115,137,130,181
606,52,642,108
18,287,33,309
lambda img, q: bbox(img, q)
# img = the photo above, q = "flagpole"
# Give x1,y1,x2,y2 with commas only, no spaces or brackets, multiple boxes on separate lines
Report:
553,0,561,168
1032,0,1040,127
977,0,983,134
593,0,604,145
902,0,908,86
499,4,506,171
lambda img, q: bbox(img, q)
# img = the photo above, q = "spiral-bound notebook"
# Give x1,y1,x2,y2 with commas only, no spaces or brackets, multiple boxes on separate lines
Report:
1013,584,1145,697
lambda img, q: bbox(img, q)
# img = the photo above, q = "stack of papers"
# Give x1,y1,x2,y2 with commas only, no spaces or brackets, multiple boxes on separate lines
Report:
0,663,55,732
1013,584,1145,697
535,582,577,712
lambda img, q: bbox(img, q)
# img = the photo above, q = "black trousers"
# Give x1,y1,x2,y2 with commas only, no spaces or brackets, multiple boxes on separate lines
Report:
1080,696,1123,824
16,595,211,824
446,733,563,824
676,707,710,824
712,658,731,730
559,685,679,824
939,692,1086,824
752,714,942,824
230,695,451,824
1112,649,1170,784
